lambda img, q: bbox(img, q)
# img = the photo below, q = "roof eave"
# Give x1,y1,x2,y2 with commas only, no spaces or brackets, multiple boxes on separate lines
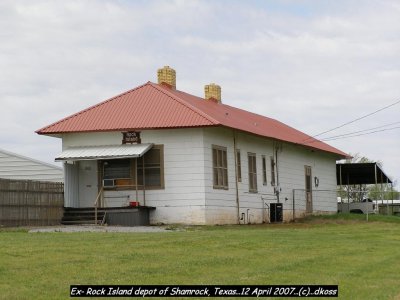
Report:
36,124,220,136
220,126,349,159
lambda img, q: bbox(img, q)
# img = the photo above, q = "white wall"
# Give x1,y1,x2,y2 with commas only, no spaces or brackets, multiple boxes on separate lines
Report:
140,128,207,224
276,144,338,220
62,128,208,224
64,162,78,207
61,127,338,224
203,127,338,224
203,127,237,224
203,128,276,224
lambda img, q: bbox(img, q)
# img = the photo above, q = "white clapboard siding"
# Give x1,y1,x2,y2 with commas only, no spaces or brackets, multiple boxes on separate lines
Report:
202,127,338,224
62,128,208,224
61,126,339,225
0,148,63,182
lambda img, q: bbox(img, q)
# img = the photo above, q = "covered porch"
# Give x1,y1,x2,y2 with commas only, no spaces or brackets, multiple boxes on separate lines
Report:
56,143,163,225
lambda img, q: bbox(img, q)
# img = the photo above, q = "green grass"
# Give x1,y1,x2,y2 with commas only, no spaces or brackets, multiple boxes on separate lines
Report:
301,212,400,224
1,214,400,299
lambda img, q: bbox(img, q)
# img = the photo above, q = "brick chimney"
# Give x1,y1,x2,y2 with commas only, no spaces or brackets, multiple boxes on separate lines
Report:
204,83,221,103
157,66,176,89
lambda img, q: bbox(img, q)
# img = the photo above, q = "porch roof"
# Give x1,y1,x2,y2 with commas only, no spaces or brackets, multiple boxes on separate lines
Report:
55,143,153,161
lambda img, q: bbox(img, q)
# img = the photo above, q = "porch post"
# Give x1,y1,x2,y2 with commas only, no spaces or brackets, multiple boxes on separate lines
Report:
143,155,146,206
135,158,138,202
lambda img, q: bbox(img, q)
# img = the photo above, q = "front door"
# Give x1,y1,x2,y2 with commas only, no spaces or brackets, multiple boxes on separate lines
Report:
305,166,313,213
78,160,98,207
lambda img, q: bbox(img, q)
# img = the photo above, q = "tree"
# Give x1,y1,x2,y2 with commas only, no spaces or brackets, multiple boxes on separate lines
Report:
369,183,400,200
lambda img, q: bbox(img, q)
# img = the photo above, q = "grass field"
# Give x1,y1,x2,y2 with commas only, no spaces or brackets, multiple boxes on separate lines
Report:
1,214,400,299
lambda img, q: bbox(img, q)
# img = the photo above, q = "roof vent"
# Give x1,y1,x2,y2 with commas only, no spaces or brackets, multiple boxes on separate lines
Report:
204,83,221,103
157,66,176,89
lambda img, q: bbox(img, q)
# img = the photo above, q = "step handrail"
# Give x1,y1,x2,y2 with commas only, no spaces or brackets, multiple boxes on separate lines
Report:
101,211,107,226
94,188,103,225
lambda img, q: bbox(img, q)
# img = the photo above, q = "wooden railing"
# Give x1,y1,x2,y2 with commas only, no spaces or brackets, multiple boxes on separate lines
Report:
94,188,104,225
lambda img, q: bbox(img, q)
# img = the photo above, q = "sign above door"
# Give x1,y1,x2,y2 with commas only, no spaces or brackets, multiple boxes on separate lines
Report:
122,131,141,144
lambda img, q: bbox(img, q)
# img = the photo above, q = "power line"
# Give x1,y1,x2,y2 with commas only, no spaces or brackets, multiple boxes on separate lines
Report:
320,126,400,142
306,121,400,142
303,99,400,142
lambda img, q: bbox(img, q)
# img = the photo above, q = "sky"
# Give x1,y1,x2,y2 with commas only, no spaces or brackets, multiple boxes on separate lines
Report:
1,0,399,186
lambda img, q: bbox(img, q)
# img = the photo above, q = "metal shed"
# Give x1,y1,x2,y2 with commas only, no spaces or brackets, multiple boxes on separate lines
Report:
0,148,63,182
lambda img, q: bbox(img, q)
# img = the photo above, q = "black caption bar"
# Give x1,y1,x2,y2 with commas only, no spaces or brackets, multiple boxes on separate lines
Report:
70,285,338,297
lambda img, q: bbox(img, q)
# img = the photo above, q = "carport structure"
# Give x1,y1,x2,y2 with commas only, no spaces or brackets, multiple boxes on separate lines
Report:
336,162,392,186
336,162,395,216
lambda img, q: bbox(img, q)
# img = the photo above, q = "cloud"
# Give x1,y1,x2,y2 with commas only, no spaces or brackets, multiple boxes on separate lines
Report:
1,0,399,184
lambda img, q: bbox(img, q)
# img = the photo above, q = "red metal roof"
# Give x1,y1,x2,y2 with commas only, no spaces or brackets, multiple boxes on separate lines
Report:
37,82,348,158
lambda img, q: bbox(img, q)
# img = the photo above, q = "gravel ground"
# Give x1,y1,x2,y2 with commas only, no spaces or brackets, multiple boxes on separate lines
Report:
28,225,169,233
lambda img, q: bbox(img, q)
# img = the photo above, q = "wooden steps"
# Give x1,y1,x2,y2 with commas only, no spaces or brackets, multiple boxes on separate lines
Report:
61,207,106,225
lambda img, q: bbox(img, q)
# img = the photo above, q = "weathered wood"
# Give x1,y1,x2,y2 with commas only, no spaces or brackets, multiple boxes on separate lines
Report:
0,178,64,227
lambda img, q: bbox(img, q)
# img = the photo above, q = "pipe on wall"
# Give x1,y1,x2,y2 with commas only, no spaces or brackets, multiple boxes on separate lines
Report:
232,130,240,224
274,142,282,203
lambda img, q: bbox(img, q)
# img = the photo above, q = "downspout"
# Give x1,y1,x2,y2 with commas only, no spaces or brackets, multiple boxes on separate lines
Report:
275,143,280,203
232,130,240,224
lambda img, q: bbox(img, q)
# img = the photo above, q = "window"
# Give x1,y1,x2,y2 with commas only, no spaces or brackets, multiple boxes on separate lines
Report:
138,145,164,189
262,155,267,185
104,159,131,180
270,156,276,186
102,145,164,190
248,153,257,192
236,149,242,182
213,145,228,189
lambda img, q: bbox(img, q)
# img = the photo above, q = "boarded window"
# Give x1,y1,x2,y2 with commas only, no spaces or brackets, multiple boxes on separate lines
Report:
270,156,276,186
236,149,242,182
213,146,228,189
262,155,267,185
248,153,257,192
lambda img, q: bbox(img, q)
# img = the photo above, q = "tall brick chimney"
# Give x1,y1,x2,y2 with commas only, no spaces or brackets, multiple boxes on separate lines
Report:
204,83,221,103
157,66,176,89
